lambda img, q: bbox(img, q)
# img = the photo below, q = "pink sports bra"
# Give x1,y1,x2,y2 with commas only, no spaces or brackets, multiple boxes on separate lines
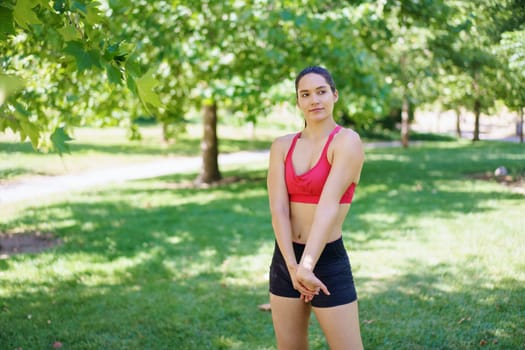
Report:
285,125,356,204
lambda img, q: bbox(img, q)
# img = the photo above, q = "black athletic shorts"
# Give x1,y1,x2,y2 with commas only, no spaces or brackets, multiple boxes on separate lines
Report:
269,237,357,308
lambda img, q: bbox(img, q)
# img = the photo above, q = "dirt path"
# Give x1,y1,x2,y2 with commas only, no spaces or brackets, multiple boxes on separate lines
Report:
0,150,269,206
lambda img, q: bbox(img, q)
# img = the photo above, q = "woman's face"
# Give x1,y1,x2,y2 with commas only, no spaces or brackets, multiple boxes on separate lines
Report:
296,73,338,124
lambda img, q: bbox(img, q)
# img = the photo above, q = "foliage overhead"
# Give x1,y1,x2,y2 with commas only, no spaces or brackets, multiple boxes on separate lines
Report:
1,0,524,151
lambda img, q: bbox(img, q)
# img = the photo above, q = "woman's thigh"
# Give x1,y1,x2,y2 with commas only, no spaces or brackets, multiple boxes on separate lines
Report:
313,301,363,350
270,293,311,350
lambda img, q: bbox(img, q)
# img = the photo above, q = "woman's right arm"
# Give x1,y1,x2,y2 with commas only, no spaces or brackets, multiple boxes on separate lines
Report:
267,137,296,273
267,137,318,299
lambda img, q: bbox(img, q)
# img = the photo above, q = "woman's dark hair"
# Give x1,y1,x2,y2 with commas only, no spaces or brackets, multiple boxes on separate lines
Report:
294,66,336,97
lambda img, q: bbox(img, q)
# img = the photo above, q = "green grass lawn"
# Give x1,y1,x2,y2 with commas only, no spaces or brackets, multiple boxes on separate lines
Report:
1,129,524,349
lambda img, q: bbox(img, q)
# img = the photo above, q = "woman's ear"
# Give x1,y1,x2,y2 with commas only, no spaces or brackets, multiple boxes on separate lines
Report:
333,89,339,103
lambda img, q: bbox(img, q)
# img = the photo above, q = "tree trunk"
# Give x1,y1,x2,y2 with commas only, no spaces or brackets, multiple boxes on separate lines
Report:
518,108,524,143
473,99,481,141
162,122,169,144
455,108,462,138
401,95,410,148
196,101,221,184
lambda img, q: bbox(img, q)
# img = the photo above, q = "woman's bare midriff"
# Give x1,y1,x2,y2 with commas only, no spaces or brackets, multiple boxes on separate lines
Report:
289,202,350,243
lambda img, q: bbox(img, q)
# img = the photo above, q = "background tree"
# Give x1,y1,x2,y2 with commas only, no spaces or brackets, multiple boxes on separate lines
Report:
177,1,389,183
378,0,457,147
495,0,525,143
431,0,520,141
498,28,525,143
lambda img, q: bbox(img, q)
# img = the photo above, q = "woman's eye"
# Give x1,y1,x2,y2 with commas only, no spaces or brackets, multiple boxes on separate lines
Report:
301,93,309,97
318,90,326,95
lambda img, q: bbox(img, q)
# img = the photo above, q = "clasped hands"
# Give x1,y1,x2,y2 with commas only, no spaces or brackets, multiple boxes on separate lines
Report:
290,263,330,303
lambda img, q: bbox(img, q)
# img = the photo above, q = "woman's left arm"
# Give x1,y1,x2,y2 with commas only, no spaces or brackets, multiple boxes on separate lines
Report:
297,129,365,290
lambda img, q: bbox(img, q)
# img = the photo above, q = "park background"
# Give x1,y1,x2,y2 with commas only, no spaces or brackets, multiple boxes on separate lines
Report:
1,1,524,349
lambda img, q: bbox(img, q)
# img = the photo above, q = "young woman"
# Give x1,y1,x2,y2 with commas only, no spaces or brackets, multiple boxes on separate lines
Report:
267,66,365,349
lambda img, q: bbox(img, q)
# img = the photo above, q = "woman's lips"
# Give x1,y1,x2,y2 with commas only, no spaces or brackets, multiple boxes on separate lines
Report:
309,108,324,112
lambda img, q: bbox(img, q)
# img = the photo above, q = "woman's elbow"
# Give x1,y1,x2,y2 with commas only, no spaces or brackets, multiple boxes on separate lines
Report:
316,201,340,217
270,208,289,220
270,202,290,219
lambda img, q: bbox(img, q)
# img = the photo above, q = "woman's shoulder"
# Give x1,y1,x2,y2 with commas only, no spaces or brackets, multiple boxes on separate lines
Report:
333,126,364,156
270,132,298,152
336,126,362,145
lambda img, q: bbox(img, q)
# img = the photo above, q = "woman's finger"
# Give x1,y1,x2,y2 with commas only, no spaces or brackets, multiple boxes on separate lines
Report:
297,283,316,297
317,279,330,296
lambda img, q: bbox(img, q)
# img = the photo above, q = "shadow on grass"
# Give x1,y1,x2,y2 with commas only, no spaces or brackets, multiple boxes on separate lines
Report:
343,141,525,245
0,140,185,156
363,141,525,186
0,167,48,181
0,137,272,158
0,264,275,349
0,173,278,349
3,172,271,260
359,261,525,349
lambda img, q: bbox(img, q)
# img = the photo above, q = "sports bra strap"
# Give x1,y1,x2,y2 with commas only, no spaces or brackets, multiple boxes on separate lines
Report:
320,125,342,155
286,132,301,161
286,125,341,162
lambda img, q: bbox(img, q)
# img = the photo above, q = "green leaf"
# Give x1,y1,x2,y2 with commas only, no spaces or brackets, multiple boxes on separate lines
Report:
106,63,122,85
53,0,67,13
126,74,137,95
280,9,294,21
50,127,73,156
64,41,102,72
13,0,42,30
105,40,133,64
124,53,142,77
57,25,81,42
0,74,25,105
134,68,162,109
86,2,104,25
18,118,40,149
0,5,15,38
71,1,87,14
11,102,40,148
